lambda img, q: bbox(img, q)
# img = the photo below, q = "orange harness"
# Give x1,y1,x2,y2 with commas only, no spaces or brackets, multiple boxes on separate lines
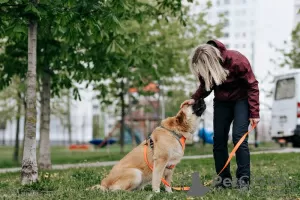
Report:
143,126,187,189
143,124,256,191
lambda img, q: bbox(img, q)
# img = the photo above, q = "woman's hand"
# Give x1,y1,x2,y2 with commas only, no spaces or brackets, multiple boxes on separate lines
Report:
180,99,195,108
249,118,260,126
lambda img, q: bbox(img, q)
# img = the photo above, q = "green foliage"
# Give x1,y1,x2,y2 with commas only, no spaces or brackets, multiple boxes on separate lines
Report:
0,76,25,123
0,0,204,100
276,20,300,69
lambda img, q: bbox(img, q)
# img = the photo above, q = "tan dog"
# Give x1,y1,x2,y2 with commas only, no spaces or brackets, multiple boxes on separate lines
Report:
89,103,202,193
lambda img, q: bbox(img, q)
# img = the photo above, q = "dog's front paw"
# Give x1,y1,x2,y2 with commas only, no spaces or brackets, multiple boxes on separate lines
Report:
139,186,145,191
152,188,160,193
165,187,172,193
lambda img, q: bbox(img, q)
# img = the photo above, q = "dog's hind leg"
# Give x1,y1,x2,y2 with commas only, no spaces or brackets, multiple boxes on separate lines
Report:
109,168,143,191
152,158,168,193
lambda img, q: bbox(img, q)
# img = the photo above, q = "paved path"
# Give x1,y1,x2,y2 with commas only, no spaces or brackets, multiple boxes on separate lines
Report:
1,148,300,174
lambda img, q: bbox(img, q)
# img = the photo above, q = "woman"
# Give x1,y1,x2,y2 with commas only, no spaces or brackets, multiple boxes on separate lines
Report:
181,40,260,189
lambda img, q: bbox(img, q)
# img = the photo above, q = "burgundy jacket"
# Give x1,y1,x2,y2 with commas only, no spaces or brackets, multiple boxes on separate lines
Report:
191,40,260,118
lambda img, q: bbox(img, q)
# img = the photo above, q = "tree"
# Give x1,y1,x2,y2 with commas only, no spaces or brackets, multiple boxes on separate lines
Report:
38,68,51,169
276,22,300,69
92,1,224,152
21,0,39,184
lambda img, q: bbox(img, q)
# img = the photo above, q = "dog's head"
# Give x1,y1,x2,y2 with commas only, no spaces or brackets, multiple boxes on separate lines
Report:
161,100,206,138
175,99,206,133
179,99,206,122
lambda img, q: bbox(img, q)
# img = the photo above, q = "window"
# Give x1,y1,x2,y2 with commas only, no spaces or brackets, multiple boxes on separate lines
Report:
236,20,247,27
235,32,240,38
224,0,230,4
242,32,246,37
242,44,246,48
235,0,246,4
216,0,220,6
225,44,230,48
224,19,229,27
275,78,296,100
224,32,230,38
207,13,212,20
235,9,246,16
219,10,230,17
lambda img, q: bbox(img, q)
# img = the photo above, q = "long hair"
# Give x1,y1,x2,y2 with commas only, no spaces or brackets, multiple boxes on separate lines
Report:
189,44,229,91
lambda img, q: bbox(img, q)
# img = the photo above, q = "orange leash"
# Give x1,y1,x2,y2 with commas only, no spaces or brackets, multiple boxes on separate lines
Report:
143,124,256,191
203,123,256,187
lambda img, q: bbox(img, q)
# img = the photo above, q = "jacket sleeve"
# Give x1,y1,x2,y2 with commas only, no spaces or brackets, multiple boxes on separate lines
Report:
191,77,213,100
236,59,260,118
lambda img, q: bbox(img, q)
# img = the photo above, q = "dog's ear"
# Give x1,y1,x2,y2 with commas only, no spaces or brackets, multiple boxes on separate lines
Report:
176,111,186,124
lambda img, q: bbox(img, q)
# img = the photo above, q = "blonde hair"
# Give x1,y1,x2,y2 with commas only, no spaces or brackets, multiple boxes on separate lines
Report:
189,44,229,91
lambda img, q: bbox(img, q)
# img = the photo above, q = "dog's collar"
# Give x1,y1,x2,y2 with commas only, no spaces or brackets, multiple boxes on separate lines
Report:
159,125,186,150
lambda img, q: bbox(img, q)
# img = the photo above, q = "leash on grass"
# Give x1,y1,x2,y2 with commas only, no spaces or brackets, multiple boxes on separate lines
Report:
143,124,257,191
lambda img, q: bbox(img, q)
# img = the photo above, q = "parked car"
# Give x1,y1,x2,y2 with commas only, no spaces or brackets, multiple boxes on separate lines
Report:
270,69,300,147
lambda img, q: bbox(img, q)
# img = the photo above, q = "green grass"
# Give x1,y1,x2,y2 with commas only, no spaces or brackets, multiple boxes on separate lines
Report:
0,142,280,168
0,153,300,199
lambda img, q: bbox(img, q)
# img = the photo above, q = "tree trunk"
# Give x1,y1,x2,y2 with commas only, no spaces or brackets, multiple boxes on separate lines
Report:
158,80,165,120
92,114,100,139
66,90,72,145
1,129,4,146
38,70,51,169
21,93,27,159
120,80,125,154
13,92,22,162
128,94,136,147
21,18,38,185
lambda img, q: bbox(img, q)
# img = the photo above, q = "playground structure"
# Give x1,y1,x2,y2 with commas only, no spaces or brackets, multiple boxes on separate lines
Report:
71,81,199,151
89,82,163,149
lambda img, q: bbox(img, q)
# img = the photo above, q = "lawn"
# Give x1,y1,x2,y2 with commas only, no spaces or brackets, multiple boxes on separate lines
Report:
0,141,280,168
1,153,299,200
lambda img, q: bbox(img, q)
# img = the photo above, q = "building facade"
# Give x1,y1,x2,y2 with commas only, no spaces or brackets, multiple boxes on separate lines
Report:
205,0,256,64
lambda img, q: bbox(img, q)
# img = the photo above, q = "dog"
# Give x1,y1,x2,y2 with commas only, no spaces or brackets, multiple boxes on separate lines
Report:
88,99,206,193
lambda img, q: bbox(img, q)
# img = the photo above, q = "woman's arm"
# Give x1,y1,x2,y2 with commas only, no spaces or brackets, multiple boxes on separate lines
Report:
191,77,213,100
181,78,212,108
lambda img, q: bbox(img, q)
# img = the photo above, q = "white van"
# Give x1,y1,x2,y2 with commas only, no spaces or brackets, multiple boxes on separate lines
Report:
270,69,300,147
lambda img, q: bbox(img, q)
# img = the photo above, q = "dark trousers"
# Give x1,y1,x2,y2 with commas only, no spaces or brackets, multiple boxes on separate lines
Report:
213,99,250,184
